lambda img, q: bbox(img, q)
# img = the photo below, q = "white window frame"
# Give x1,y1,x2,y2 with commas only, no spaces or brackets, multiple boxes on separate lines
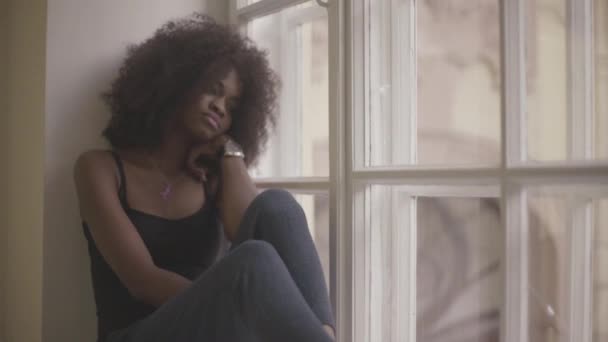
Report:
231,0,608,341
234,1,330,179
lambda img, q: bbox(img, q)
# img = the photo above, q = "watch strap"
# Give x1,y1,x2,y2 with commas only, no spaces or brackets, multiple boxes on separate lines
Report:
223,138,245,159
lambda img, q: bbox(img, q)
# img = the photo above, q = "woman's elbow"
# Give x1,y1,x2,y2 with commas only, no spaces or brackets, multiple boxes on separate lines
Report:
126,280,152,302
223,223,238,243
122,270,158,303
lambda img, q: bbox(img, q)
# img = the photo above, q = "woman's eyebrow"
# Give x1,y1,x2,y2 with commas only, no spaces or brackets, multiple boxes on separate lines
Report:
216,81,225,92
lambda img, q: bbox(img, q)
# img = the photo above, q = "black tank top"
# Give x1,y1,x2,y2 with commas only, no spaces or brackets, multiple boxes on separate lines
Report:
82,152,226,341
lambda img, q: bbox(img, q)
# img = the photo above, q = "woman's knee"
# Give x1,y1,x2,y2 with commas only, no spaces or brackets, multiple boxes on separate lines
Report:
251,188,303,216
231,240,281,266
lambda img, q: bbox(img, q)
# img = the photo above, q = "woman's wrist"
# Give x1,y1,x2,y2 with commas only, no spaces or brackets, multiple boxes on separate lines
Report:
220,137,245,159
220,154,247,171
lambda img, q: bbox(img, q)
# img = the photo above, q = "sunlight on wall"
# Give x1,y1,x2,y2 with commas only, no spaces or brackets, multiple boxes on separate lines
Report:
0,3,8,342
3,1,47,342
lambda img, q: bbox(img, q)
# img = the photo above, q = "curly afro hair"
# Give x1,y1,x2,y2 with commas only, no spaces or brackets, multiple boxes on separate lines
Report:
102,13,279,166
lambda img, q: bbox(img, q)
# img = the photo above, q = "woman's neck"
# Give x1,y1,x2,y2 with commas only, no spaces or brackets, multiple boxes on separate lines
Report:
146,130,191,177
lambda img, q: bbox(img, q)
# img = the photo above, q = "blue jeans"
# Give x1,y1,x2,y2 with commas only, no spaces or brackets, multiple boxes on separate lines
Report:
106,189,335,342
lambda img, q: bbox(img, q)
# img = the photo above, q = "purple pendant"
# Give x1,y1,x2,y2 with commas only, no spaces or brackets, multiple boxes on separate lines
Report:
160,184,172,200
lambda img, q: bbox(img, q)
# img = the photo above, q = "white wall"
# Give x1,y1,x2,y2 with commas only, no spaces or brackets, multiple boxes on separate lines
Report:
42,1,227,341
3,1,48,342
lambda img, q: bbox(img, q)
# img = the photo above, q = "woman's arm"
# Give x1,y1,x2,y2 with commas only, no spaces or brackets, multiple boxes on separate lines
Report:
216,156,258,242
74,151,192,306
186,135,258,242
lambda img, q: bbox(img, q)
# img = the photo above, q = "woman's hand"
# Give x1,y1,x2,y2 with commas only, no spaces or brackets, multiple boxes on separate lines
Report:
187,135,257,241
185,134,229,182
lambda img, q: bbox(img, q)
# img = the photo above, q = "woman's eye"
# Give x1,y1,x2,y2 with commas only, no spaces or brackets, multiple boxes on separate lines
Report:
212,83,223,95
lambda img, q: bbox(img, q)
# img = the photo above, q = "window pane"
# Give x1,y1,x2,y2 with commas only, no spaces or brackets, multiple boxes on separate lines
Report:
292,192,330,285
416,0,501,166
526,0,569,162
417,196,502,342
596,0,608,160
526,0,608,162
594,199,608,342
247,2,329,177
527,195,570,342
354,185,502,342
365,0,501,167
527,189,608,342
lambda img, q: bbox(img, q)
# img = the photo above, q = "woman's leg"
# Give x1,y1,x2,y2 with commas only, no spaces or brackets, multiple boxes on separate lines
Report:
230,189,335,332
107,240,334,342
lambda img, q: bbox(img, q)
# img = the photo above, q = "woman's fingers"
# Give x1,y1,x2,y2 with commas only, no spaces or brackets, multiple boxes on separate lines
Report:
185,134,228,182
186,164,206,183
186,149,207,182
211,134,229,152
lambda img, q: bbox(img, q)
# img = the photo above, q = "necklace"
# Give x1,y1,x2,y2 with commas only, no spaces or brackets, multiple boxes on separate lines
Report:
148,154,182,201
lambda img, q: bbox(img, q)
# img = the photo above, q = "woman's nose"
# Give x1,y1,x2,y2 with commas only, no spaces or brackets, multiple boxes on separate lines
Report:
210,98,226,117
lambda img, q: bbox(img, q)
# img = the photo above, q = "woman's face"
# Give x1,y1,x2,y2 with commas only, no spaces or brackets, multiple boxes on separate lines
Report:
180,68,242,142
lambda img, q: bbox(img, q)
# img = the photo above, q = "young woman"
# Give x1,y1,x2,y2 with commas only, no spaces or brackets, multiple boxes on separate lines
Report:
74,14,335,342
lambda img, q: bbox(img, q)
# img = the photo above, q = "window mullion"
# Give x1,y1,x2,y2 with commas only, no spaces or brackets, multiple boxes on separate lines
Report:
391,189,417,342
568,201,594,342
278,15,301,175
352,186,366,342
597,0,608,159
367,0,386,166
503,0,528,165
353,0,366,169
235,0,310,23
331,1,353,342
367,186,387,341
254,177,330,190
389,0,416,165
567,0,595,160
504,185,530,342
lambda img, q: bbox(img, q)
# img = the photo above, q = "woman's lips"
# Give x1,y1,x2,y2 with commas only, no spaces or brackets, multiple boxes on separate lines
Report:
203,113,220,130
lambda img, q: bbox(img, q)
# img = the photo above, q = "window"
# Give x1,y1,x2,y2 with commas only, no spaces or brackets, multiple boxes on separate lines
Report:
232,0,608,341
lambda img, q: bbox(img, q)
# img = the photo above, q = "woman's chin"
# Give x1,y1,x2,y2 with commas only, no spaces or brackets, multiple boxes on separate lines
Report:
185,118,229,143
189,129,220,143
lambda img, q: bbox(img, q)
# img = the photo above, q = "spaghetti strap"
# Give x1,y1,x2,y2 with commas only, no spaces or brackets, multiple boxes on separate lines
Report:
110,151,129,209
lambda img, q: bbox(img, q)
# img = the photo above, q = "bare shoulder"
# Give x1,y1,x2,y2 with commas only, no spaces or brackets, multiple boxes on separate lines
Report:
74,149,117,186
73,149,123,219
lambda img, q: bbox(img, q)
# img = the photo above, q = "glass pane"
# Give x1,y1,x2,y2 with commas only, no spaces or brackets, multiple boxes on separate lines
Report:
292,192,330,285
354,185,502,342
594,199,608,342
416,0,501,166
596,0,608,160
365,0,502,167
527,195,570,342
526,0,569,161
526,0,608,162
527,189,608,342
417,197,502,342
247,2,329,177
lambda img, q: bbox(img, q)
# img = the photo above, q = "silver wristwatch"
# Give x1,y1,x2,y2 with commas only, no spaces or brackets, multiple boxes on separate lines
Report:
223,137,245,159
